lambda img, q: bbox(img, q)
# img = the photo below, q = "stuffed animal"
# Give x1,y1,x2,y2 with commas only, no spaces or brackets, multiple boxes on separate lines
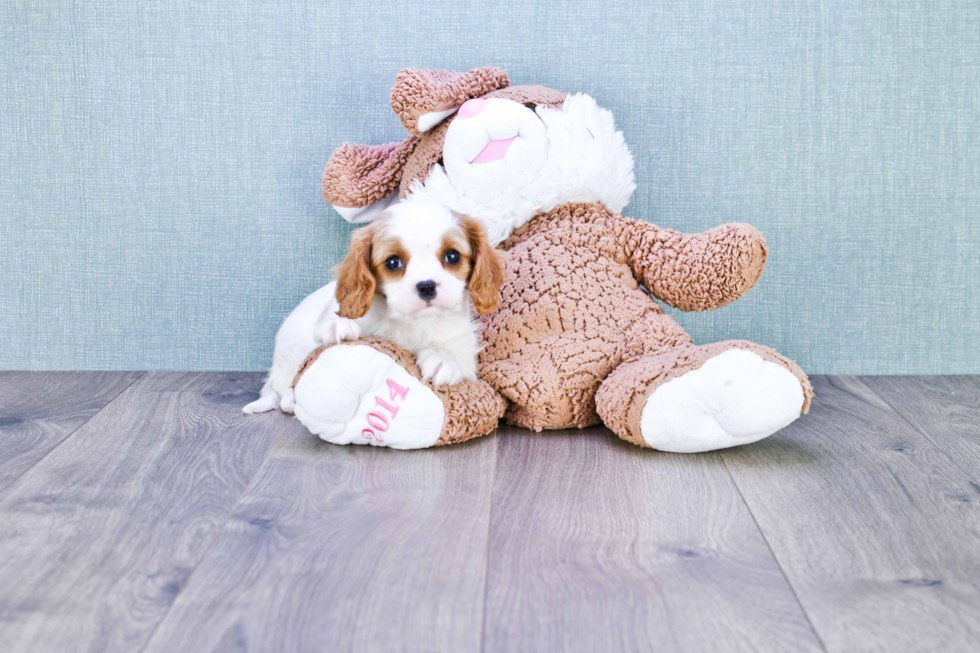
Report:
291,66,812,452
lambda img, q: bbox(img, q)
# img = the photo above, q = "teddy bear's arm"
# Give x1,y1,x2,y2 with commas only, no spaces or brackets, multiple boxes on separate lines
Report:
613,216,769,312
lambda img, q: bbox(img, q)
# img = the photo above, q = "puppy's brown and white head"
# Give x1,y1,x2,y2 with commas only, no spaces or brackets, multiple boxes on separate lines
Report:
334,200,506,321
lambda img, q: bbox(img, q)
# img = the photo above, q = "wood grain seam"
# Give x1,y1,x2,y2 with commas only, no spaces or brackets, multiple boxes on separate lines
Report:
719,449,830,653
0,371,147,500
479,430,501,653
858,376,980,482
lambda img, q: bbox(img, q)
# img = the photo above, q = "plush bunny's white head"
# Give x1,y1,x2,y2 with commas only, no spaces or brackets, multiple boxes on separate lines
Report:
408,93,636,245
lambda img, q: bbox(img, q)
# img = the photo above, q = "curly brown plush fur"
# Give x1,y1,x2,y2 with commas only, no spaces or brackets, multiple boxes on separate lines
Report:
390,67,510,135
476,202,812,434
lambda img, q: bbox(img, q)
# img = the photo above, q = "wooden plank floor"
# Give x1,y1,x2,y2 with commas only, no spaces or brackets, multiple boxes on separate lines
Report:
0,373,978,652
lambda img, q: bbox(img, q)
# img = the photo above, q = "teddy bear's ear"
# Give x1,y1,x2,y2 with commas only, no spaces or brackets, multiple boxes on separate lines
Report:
390,67,510,135
322,136,421,223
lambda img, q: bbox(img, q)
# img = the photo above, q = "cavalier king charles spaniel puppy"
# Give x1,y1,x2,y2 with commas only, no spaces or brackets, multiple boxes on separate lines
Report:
244,199,506,414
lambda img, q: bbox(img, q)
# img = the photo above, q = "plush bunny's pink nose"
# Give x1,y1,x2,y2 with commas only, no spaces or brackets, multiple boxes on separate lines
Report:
458,98,488,119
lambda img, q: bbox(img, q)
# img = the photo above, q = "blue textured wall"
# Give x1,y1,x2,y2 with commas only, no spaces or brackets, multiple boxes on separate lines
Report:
1,1,978,373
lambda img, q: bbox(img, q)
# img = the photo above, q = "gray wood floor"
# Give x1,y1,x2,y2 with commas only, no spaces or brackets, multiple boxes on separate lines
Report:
0,373,978,653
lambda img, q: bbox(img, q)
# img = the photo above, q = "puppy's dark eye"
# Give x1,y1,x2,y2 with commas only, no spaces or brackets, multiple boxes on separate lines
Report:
444,249,461,265
384,255,402,271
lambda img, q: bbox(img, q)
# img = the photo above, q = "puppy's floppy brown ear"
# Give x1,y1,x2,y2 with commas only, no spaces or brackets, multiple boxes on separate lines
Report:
334,223,377,319
458,215,507,315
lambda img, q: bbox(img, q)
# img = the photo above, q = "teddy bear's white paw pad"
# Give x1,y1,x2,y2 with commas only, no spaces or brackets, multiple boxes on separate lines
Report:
292,345,444,449
640,349,804,453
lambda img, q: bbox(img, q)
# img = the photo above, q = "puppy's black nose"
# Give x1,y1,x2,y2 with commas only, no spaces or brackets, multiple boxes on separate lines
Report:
416,280,437,301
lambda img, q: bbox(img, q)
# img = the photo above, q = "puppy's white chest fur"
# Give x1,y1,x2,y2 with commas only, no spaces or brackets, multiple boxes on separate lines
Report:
342,294,481,387
358,294,479,360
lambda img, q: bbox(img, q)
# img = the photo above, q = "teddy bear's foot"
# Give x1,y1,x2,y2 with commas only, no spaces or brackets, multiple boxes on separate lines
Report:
639,349,804,453
292,338,507,449
597,341,812,453
293,343,445,449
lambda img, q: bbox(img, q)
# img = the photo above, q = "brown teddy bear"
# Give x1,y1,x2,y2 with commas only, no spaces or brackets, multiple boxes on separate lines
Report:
291,67,812,452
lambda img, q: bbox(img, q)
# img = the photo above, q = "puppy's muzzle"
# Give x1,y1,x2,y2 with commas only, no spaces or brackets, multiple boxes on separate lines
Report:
416,280,437,302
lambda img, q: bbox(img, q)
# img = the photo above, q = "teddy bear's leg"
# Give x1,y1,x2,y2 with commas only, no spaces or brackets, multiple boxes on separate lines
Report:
291,337,507,450
596,340,813,453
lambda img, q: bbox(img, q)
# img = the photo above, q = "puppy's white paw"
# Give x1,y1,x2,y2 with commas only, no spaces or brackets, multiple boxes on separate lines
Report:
417,349,465,386
242,392,279,414
314,317,362,346
279,388,295,414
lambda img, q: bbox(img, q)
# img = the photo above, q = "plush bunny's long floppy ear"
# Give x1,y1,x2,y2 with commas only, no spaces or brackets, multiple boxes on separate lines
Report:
322,136,421,223
324,67,510,223
391,67,510,135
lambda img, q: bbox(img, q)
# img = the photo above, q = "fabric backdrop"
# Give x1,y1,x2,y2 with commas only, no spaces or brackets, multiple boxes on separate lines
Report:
2,0,978,373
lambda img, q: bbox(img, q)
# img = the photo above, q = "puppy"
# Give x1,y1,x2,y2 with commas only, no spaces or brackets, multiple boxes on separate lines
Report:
243,199,506,415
